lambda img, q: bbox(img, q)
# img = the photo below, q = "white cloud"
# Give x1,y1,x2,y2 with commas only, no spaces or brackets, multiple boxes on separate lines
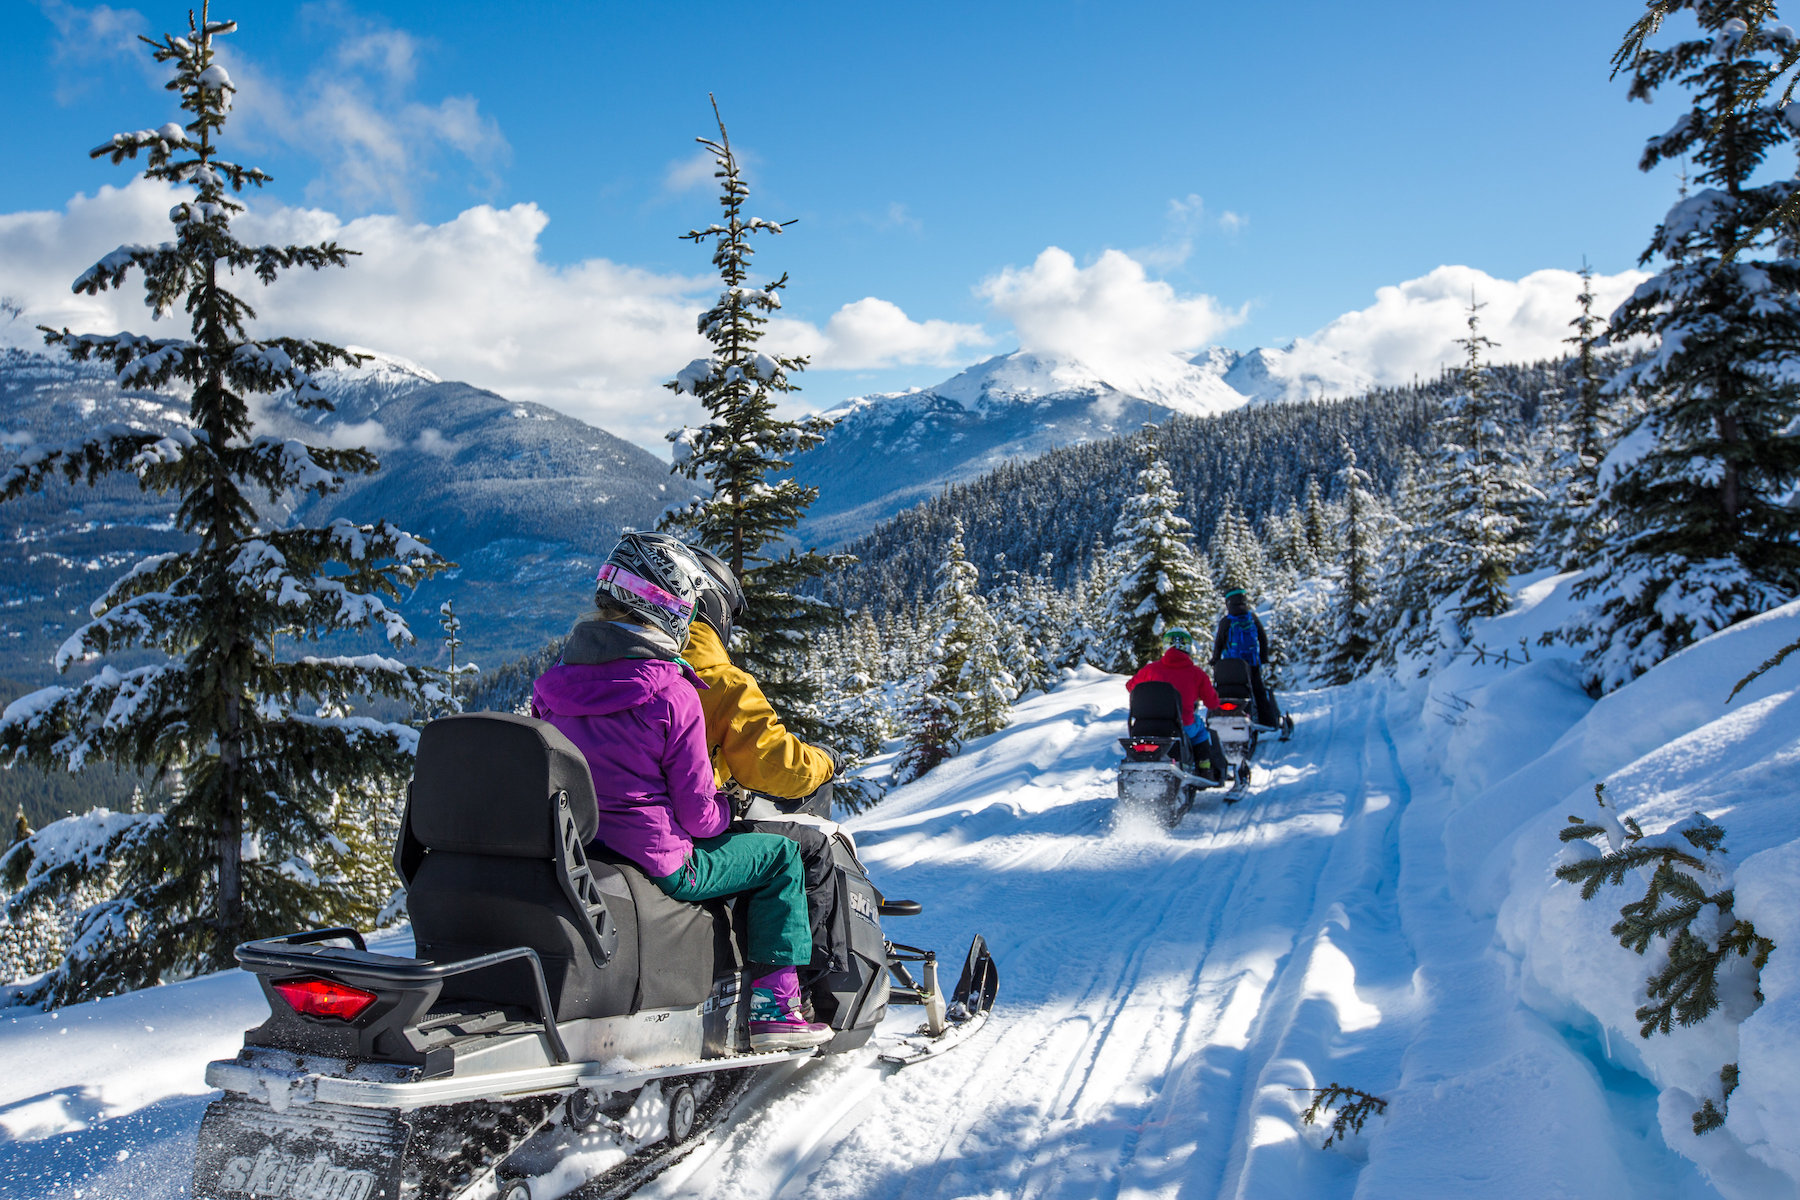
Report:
978,247,1246,378
34,1,152,101
663,151,717,195
0,180,981,452
318,418,396,451
1133,195,1246,269
414,428,459,456
1296,263,1649,386
220,6,509,214
776,298,989,371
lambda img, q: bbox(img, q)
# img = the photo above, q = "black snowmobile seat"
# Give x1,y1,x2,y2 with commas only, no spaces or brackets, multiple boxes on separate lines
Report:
1211,658,1257,704
1128,681,1185,738
400,712,724,1022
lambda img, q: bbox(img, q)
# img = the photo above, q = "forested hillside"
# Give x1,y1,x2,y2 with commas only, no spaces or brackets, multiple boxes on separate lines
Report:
823,359,1571,613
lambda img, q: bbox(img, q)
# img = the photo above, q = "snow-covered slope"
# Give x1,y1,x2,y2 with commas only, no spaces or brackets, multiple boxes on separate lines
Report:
790,341,1369,547
12,602,1794,1197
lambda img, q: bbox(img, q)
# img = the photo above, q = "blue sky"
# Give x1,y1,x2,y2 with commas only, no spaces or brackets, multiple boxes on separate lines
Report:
1,0,1690,449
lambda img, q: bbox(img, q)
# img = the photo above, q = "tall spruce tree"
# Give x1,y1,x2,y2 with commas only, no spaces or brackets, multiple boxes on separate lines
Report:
1392,302,1541,654
1209,500,1265,600
1569,4,1800,691
1100,448,1211,672
663,100,845,739
893,521,1012,783
1543,264,1616,568
1323,442,1389,683
0,8,444,1005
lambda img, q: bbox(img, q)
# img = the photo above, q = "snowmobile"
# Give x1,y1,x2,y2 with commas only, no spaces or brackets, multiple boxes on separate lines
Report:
192,712,997,1200
1116,681,1223,827
1204,659,1289,791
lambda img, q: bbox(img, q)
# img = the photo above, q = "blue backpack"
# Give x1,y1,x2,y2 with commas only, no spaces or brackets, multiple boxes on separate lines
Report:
1222,614,1261,666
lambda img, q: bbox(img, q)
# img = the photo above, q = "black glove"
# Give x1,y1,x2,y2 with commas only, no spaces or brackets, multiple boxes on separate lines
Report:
726,784,755,820
821,745,846,777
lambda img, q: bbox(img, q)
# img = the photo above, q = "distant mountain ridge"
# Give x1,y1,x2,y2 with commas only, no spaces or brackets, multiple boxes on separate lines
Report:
0,347,695,692
788,340,1371,547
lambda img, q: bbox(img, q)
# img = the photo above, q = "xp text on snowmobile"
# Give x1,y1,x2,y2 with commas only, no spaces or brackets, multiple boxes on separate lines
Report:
192,713,996,1200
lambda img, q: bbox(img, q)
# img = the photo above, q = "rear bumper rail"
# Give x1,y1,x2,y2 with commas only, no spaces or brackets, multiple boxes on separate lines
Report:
236,929,570,1064
206,1045,821,1112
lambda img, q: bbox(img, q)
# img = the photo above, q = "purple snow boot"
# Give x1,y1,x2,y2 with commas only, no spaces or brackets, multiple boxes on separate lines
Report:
748,965,833,1051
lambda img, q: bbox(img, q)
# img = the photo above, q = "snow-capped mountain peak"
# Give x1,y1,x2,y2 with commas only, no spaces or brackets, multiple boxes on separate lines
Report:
1216,343,1375,406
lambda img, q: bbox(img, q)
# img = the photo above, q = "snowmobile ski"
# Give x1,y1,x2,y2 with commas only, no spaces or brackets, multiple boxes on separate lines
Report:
878,934,998,1067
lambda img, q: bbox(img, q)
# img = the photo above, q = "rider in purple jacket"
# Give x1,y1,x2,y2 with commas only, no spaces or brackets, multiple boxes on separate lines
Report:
532,646,723,877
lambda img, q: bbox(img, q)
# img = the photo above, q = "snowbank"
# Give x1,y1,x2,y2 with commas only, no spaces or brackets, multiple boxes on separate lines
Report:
1444,595,1800,1199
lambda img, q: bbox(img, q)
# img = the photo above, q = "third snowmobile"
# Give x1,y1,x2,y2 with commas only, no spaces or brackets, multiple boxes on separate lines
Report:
1116,680,1223,827
191,711,997,1200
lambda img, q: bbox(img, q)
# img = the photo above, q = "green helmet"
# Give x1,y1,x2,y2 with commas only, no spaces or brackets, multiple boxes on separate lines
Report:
1163,627,1195,651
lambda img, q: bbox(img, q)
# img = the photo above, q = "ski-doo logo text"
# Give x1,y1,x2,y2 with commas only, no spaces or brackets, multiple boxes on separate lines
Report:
849,890,876,925
218,1147,375,1200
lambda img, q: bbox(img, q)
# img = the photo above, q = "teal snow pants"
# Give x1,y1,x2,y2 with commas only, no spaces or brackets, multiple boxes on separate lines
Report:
654,830,812,966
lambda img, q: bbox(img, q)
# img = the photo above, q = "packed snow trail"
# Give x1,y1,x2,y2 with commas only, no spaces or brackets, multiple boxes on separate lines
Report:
643,675,1419,1200
0,655,1750,1199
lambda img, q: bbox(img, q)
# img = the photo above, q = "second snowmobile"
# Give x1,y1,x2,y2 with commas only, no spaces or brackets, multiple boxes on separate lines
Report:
191,712,997,1200
1116,680,1223,827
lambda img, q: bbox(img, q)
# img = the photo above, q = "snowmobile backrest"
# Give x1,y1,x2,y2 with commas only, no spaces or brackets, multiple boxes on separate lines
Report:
1211,658,1255,701
408,712,599,858
1128,682,1185,738
400,713,619,1015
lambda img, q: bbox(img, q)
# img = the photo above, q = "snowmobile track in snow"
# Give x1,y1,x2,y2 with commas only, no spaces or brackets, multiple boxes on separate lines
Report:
633,684,1421,1200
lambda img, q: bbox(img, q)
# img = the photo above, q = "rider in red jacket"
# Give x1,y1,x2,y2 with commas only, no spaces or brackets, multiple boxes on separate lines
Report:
1126,628,1221,734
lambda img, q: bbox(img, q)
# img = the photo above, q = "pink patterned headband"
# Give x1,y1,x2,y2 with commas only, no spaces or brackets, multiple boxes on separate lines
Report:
597,562,693,619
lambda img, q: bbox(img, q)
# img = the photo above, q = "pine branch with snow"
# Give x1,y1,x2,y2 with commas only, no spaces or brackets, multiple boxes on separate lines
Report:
1555,784,1775,1134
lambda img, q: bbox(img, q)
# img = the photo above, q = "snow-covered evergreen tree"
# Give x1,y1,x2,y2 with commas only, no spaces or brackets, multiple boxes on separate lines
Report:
662,100,845,740
1384,303,1541,658
1100,449,1211,671
1056,534,1116,670
1323,442,1390,683
437,599,477,715
893,521,1012,782
0,10,445,1005
1302,475,1337,563
1541,264,1617,569
1209,501,1265,601
1566,5,1800,691
990,552,1067,697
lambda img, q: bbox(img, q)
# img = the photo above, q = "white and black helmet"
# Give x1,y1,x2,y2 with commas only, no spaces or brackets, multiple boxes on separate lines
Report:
595,531,711,643
687,544,747,644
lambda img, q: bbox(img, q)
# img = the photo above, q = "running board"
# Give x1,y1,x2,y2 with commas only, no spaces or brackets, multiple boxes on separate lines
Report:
205,1046,820,1112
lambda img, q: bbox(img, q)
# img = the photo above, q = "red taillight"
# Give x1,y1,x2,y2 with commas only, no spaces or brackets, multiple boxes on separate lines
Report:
272,977,377,1021
1219,703,1237,711
1131,742,1160,752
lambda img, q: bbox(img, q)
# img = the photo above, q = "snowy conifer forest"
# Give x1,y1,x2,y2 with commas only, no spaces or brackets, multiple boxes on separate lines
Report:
2,2,1800,1199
